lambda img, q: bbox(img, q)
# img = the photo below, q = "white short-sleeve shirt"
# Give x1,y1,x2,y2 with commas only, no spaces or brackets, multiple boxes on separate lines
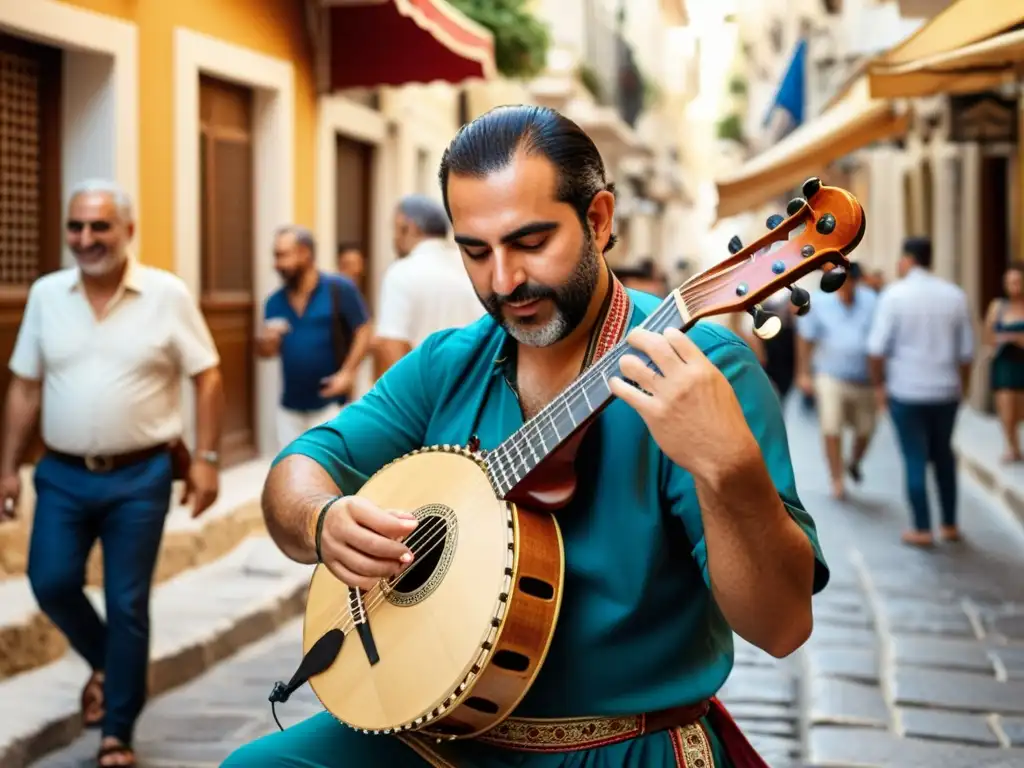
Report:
9,260,220,455
374,238,485,348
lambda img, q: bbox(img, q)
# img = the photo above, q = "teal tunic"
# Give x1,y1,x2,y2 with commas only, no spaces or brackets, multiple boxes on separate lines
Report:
223,290,829,767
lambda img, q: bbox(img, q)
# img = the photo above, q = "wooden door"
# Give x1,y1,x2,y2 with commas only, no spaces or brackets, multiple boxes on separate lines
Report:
199,75,257,465
0,34,63,463
335,134,374,303
979,153,1011,315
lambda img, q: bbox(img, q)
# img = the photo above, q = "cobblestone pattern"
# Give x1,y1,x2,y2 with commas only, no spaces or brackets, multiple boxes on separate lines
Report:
36,406,1024,767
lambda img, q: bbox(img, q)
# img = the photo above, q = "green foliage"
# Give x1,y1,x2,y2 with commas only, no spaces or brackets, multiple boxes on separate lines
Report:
716,113,744,142
643,73,662,109
577,64,603,102
447,0,552,79
728,74,747,96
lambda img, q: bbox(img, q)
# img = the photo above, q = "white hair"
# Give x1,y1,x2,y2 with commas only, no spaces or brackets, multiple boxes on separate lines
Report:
68,178,135,222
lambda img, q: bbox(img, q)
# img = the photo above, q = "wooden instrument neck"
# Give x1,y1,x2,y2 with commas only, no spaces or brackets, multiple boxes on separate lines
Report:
486,294,688,498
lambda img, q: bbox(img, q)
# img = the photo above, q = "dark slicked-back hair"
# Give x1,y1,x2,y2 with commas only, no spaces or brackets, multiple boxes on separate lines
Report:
902,236,932,268
439,105,618,253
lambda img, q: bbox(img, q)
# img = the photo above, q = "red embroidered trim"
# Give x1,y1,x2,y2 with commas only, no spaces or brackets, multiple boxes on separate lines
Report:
670,726,686,766
593,278,631,363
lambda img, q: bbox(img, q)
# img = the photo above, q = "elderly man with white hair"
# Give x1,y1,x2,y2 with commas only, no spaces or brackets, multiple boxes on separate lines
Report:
0,179,224,768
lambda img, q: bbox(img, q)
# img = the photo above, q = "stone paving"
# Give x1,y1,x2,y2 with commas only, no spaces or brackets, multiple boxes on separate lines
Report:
35,402,1024,767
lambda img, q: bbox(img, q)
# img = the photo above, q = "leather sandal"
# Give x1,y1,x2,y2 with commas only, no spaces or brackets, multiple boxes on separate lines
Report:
96,743,135,767
81,671,105,729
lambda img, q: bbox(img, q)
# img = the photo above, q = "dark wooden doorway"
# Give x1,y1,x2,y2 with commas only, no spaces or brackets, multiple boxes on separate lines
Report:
199,74,257,465
335,134,374,304
0,33,63,464
979,153,1011,317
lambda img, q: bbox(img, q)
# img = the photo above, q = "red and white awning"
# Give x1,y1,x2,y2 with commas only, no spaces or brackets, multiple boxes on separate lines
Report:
310,0,497,91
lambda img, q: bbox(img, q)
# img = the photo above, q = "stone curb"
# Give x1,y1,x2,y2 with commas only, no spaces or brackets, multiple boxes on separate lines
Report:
956,448,1024,525
0,537,311,768
0,502,264,682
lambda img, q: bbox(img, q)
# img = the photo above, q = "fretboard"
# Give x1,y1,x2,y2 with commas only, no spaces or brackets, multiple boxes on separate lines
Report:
486,295,685,497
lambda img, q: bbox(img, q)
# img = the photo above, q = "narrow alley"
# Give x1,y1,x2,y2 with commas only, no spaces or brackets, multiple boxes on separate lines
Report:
34,402,1024,767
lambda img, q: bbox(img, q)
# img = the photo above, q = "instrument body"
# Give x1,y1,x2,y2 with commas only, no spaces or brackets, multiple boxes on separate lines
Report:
303,445,564,739
299,178,865,741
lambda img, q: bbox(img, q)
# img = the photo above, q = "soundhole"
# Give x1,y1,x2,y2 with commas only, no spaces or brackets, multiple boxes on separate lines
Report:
383,504,458,608
518,576,555,600
492,650,530,673
464,696,500,714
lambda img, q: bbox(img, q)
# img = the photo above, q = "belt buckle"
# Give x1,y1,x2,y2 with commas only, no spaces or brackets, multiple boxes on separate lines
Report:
84,454,114,473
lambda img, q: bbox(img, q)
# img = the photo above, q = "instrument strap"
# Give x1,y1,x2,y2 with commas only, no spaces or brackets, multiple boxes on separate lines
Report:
583,272,634,370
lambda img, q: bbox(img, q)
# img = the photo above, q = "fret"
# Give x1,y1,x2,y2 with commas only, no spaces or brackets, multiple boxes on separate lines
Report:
560,392,581,432
547,408,560,443
537,426,548,454
492,298,688,496
512,434,528,477
491,448,511,491
525,434,540,464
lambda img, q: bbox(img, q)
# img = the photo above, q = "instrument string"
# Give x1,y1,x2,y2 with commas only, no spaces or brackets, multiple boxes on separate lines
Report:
491,253,772,484
317,245,805,640
490,287,696,486
322,517,460,636
318,515,447,632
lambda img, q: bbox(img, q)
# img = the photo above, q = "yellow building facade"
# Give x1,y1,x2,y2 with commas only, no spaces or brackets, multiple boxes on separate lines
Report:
0,0,503,461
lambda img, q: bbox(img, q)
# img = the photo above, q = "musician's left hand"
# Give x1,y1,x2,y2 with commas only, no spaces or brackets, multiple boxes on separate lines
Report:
609,327,758,479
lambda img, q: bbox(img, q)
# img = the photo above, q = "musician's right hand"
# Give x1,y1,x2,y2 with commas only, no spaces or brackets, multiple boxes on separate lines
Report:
319,496,418,590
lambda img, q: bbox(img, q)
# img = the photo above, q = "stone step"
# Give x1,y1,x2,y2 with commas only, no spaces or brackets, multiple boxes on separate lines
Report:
0,459,270,681
0,536,312,768
954,408,1024,525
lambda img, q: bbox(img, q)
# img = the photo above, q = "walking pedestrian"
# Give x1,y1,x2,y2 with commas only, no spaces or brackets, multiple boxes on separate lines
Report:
372,195,484,377
867,237,975,547
984,263,1024,463
796,262,878,499
0,179,224,767
257,226,372,450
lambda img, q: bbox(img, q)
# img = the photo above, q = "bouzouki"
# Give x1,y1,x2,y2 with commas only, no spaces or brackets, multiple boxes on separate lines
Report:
283,178,866,741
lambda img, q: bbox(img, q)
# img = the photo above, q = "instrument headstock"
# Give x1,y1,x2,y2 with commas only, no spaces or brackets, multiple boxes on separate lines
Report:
675,177,866,339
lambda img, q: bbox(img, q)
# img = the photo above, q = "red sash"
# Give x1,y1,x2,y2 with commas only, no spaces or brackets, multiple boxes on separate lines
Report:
707,697,771,768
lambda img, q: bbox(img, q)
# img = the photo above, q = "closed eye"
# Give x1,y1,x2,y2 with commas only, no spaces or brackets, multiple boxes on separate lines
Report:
514,238,547,252
461,246,490,261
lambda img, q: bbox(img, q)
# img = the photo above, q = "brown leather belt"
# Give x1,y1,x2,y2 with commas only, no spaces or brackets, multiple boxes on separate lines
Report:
47,443,170,473
474,700,710,753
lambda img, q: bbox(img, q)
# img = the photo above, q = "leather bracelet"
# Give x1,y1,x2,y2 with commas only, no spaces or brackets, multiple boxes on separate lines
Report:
314,496,344,564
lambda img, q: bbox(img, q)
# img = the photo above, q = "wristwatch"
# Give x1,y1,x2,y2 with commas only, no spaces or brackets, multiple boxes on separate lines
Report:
197,450,220,466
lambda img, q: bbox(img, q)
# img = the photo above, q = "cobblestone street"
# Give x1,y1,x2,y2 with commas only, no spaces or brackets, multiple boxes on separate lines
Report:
36,401,1024,767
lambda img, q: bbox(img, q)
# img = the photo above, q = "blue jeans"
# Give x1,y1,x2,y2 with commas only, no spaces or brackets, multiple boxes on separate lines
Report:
887,398,960,532
27,451,172,743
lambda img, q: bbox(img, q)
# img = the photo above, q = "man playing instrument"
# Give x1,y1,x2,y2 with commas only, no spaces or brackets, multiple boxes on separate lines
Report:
225,105,829,768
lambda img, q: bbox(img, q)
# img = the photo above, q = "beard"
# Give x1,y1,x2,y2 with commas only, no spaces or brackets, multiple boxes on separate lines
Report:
479,228,602,348
276,268,303,289
73,246,126,277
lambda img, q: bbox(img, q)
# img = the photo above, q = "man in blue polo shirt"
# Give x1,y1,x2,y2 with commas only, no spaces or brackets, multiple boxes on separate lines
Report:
257,225,371,449
796,262,878,500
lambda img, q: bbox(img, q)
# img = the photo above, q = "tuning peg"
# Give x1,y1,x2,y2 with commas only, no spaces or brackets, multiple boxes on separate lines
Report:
749,304,783,341
728,235,743,254
766,213,784,229
786,197,806,215
789,285,811,315
789,285,810,310
820,267,847,293
802,177,822,199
